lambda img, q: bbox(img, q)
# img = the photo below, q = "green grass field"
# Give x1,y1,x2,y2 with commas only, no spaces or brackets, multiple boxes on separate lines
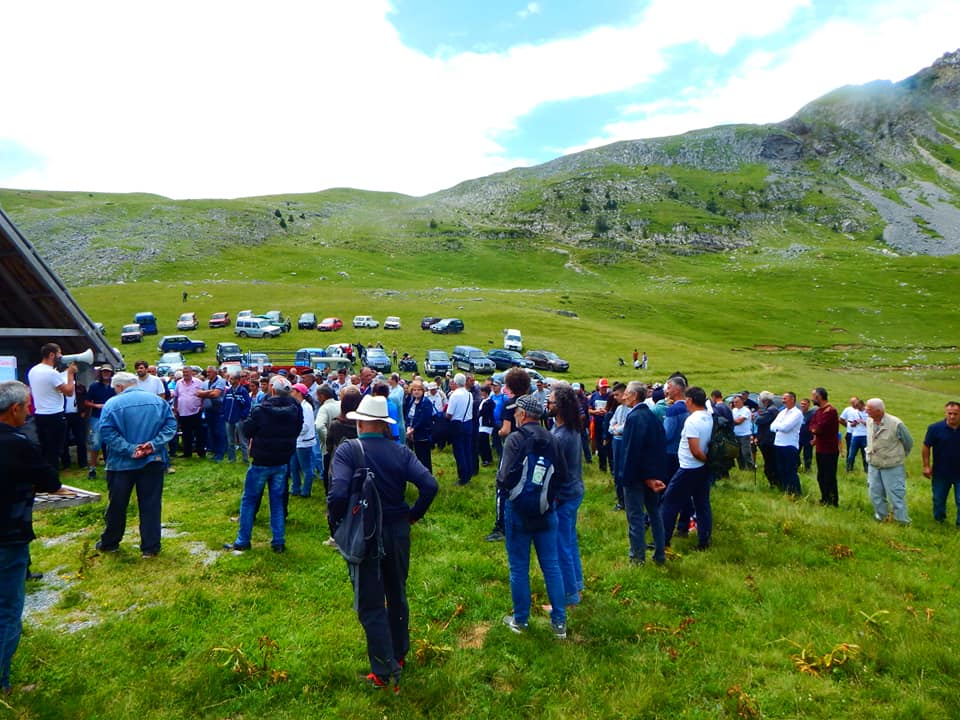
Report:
5,191,960,719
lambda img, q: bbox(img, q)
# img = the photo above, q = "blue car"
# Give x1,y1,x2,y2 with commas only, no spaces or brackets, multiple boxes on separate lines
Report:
157,335,206,353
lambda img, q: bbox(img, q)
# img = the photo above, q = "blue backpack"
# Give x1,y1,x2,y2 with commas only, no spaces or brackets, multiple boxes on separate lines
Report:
506,425,555,522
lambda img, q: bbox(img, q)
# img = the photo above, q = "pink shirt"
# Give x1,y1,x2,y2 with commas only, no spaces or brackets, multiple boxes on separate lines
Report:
174,377,204,416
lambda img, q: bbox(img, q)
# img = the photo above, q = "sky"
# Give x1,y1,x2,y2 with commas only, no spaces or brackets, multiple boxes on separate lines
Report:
1,0,957,199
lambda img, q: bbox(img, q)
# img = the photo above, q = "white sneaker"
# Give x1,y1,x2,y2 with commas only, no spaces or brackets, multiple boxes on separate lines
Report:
323,537,338,548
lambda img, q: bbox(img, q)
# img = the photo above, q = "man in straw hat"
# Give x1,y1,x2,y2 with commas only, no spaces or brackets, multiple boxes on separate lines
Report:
328,394,438,693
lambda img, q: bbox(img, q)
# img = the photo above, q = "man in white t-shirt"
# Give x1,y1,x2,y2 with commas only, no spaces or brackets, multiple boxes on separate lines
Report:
26,342,76,472
731,395,755,470
134,360,167,398
839,396,861,463
771,392,804,495
661,386,714,550
845,399,869,472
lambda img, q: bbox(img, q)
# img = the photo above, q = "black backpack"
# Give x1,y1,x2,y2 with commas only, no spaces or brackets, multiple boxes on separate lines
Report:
506,425,555,528
707,414,740,475
333,440,384,565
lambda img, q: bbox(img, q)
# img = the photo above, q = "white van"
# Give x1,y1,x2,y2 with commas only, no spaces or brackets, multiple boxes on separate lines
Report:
353,315,379,328
504,329,523,352
235,317,282,338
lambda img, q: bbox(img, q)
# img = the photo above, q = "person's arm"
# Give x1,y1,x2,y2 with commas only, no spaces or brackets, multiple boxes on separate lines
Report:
495,431,523,491
136,405,179,458
687,436,707,463
100,405,139,459
922,442,932,478
898,422,914,456
56,365,77,398
404,449,439,522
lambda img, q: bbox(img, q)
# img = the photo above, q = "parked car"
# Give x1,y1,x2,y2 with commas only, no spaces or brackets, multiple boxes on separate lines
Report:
235,317,281,339
318,317,343,332
487,348,533,370
176,312,199,331
294,347,327,366
353,315,380,329
216,342,243,364
430,318,464,334
451,345,495,374
120,323,143,344
157,351,185,375
237,309,253,319
504,328,523,352
421,316,442,330
384,316,401,330
158,335,206,353
134,312,158,335
325,343,355,360
242,352,272,371
491,368,548,394
424,350,452,376
298,312,317,330
209,311,231,328
260,311,291,333
364,347,392,372
524,350,569,372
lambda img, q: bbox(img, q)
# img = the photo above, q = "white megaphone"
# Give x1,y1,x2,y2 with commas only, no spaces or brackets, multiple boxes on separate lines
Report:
60,349,95,368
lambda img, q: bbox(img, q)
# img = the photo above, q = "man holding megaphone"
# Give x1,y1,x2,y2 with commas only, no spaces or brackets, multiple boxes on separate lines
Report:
27,343,77,474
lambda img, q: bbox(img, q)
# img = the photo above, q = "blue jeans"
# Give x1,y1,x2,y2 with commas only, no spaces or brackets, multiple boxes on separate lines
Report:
235,464,287,548
289,446,316,497
100,464,165,554
776,445,802,495
847,435,867,471
555,494,584,604
624,482,665,563
504,502,566,627
932,476,960,525
205,412,226,462
0,543,29,690
662,465,712,548
225,420,248,463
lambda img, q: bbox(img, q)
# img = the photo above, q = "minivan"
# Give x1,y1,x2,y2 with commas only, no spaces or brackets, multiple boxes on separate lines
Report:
504,328,523,352
451,345,495,374
235,317,282,338
134,312,158,335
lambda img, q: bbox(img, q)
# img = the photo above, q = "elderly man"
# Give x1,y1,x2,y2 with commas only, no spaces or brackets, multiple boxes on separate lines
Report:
96,372,178,557
224,376,302,553
26,343,76,475
328,394,438,692
865,398,913,524
619,381,668,565
198,366,227,462
173,366,205,459
771,392,803,496
446,373,474,486
0,381,68,692
922,401,960,526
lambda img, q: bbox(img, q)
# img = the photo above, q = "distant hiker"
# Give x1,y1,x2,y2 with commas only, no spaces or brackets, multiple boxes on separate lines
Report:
632,348,639,364
182,291,187,302
922,401,960,525
865,398,913,524
641,351,648,370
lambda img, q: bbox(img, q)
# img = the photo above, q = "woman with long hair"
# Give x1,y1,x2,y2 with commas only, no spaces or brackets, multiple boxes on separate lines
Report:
549,383,585,606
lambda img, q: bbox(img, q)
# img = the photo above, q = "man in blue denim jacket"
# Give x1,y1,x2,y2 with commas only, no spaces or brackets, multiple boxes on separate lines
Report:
96,372,178,558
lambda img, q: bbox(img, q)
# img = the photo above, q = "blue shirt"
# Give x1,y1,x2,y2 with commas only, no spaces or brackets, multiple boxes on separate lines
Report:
99,387,178,471
222,383,251,424
923,420,960,480
663,401,689,455
86,380,116,418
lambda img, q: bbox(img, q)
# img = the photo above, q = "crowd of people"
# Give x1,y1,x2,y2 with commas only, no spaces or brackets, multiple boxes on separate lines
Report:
2,341,959,694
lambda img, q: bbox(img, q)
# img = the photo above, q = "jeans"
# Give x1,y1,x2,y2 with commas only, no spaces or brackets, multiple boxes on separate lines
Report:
931,476,960,525
847,435,867,472
205,412,226,461
580,428,592,463
100,463,165,554
235,464,287,548
868,464,910,523
611,437,625,504
504,502,566,627
0,543,29,690
624,482,665,563
289,446,316,497
555,494,584,603
450,420,473,484
815,452,839,506
662,465,712,548
225,420,248,463
776,445,802,495
353,519,410,680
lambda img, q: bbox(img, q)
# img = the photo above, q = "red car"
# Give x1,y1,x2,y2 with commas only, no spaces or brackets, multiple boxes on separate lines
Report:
318,317,343,332
209,311,231,328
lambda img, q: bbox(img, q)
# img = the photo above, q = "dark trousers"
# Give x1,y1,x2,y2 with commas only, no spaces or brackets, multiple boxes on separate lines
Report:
450,420,473,484
759,444,778,488
354,520,411,680
61,412,88,468
34,413,66,473
413,440,432,473
178,413,204,458
815,452,839,506
662,465,712,548
100,463,165,554
623,482,665,563
776,445,802,495
478,432,493,465
580,428,592,463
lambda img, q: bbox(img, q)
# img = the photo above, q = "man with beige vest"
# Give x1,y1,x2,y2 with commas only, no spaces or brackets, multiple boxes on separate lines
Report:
865,398,913,524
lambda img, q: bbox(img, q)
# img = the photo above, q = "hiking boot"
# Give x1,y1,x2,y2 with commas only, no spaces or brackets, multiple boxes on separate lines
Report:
551,621,567,640
222,542,250,552
612,502,624,511
484,529,505,542
364,672,399,695
323,536,338,548
95,541,118,553
502,615,528,634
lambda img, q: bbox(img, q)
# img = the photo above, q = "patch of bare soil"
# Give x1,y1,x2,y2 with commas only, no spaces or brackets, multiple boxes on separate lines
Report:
784,345,812,351
458,622,492,649
830,327,847,333
753,345,780,351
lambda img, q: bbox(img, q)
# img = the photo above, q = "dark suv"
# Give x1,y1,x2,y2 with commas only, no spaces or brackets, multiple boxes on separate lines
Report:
430,318,464,334
524,350,569,372
216,342,243,364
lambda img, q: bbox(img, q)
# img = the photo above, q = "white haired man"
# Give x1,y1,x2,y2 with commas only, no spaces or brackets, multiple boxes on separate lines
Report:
445,373,474,486
865,398,913,524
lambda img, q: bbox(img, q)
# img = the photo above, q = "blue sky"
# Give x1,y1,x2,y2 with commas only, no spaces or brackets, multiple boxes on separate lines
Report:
0,0,957,198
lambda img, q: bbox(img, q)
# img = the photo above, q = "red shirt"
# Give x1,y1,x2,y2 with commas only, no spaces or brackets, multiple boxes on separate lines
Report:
809,403,840,454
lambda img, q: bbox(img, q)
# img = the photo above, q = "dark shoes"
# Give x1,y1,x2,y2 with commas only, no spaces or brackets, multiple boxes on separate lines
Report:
222,542,251,552
95,541,119,553
271,544,286,554
484,529,505,542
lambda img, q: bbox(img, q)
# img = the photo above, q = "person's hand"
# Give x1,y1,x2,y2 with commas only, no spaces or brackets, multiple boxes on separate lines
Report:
923,466,932,479
133,442,155,459
67,363,77,375
644,478,666,492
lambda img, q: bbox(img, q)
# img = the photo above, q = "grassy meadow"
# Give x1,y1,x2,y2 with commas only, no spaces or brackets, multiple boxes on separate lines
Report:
6,205,960,719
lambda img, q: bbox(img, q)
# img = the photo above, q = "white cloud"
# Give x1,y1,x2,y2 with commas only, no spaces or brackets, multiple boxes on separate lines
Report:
0,0,951,198
518,3,542,20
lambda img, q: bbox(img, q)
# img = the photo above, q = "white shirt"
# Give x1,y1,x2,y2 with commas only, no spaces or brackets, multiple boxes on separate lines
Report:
62,371,79,413
849,409,868,438
446,387,473,422
732,406,753,437
771,405,803,448
428,390,446,414
137,374,167,397
28,363,67,415
297,399,317,448
678,410,712,469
